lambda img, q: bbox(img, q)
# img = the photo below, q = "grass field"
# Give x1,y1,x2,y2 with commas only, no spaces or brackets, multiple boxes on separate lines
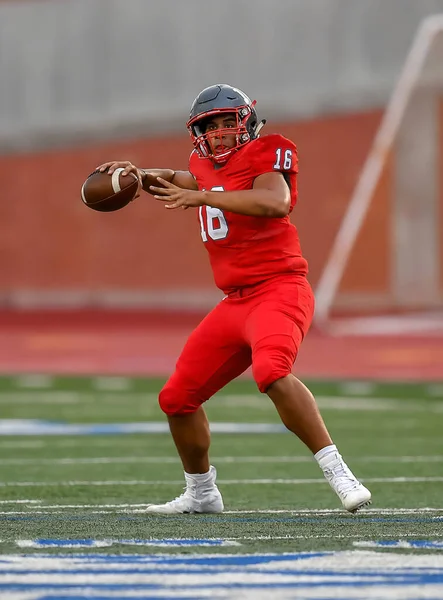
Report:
0,374,442,598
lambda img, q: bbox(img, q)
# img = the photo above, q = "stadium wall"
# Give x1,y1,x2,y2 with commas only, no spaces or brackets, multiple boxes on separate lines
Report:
3,0,443,151
3,108,442,310
3,0,443,310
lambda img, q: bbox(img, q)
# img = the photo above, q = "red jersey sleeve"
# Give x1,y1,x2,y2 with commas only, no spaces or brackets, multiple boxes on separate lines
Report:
245,133,299,212
249,134,298,178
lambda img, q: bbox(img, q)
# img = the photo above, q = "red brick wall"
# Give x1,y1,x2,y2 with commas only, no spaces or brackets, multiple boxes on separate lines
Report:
1,109,441,307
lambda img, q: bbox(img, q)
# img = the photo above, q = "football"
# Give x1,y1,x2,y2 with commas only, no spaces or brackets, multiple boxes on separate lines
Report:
81,168,139,212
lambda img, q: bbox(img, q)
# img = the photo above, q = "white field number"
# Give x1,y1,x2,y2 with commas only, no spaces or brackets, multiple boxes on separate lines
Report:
199,186,228,241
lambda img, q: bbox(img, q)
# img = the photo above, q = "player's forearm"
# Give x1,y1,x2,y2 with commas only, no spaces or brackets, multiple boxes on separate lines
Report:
141,169,175,193
204,189,289,218
141,169,197,194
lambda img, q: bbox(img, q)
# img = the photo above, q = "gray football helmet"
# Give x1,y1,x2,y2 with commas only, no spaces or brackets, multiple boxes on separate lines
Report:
187,84,265,163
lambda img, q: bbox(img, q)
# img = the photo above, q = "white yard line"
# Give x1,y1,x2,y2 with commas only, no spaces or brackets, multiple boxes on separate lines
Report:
15,538,241,548
0,391,441,410
1,532,442,541
0,392,85,404
0,476,442,487
226,507,443,514
14,375,54,389
4,435,435,449
0,506,442,515
339,381,377,395
0,500,41,505
217,395,410,411
0,454,442,466
92,377,132,392
0,532,443,548
0,456,183,466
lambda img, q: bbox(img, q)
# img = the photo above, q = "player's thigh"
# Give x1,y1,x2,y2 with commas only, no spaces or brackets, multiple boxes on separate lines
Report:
246,278,315,392
247,304,301,393
159,302,251,415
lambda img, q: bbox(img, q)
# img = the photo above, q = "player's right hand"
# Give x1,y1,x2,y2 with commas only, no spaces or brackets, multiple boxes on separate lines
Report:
96,160,144,199
97,161,144,182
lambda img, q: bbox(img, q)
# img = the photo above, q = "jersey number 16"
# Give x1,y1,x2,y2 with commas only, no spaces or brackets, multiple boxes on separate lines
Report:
273,148,292,170
198,186,229,242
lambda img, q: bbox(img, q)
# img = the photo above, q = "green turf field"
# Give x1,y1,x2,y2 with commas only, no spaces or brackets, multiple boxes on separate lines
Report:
0,375,442,556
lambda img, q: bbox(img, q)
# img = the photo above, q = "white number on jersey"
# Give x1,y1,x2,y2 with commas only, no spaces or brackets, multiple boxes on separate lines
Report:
273,148,292,170
198,186,229,242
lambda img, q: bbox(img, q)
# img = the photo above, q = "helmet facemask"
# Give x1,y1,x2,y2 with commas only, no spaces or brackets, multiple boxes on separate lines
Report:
187,103,258,164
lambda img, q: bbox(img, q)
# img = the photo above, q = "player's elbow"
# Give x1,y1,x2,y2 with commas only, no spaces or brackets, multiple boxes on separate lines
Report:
270,196,290,218
260,191,290,218
279,197,291,217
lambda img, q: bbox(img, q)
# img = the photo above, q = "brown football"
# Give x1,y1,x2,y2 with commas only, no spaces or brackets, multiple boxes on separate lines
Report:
81,168,139,212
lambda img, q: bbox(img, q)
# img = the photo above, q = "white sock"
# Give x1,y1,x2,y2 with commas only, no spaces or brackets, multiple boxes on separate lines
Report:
314,444,339,468
185,467,214,486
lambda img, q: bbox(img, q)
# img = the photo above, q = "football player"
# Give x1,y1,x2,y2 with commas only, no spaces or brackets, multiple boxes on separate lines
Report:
98,84,371,514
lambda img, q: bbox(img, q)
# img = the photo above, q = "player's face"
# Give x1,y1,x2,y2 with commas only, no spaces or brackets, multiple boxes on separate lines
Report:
204,114,238,157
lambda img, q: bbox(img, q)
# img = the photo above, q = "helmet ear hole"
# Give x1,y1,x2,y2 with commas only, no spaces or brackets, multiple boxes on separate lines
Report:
254,119,267,137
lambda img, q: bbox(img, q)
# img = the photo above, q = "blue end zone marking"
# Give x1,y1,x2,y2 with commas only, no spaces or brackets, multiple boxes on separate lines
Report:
366,540,443,549
1,552,443,597
36,597,205,600
7,569,443,582
36,598,205,600
6,568,443,579
22,552,330,565
2,574,443,589
408,540,443,549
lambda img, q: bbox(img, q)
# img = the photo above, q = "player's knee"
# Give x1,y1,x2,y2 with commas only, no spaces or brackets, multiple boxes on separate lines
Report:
252,337,296,393
158,382,199,416
253,355,290,393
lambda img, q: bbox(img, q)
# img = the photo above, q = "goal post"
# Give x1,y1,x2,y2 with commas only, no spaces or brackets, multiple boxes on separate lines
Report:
314,14,443,330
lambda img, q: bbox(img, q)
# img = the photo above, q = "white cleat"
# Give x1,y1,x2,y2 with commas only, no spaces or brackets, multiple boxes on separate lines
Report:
321,452,372,513
145,465,224,515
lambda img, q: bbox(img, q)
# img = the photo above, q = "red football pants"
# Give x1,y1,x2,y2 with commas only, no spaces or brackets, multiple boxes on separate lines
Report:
159,275,315,415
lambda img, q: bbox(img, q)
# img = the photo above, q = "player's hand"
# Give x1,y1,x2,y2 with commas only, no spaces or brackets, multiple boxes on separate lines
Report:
150,177,205,209
96,161,144,199
96,161,144,182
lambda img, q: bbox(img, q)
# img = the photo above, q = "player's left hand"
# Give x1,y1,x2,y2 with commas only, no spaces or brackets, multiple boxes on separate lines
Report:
150,178,205,210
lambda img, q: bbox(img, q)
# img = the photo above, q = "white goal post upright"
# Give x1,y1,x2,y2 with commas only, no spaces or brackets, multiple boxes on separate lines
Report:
314,14,443,328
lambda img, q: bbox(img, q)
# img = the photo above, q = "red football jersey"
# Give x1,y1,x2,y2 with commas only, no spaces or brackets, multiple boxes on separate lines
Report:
189,133,309,294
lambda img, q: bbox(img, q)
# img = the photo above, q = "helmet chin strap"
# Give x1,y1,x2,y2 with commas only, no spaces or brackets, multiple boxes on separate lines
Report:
254,119,267,137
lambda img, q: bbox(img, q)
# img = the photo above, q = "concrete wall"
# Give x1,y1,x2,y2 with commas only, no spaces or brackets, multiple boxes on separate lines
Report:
2,0,443,150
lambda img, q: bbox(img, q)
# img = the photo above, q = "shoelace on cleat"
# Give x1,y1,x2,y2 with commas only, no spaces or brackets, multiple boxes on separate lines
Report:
166,485,197,506
324,463,361,496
